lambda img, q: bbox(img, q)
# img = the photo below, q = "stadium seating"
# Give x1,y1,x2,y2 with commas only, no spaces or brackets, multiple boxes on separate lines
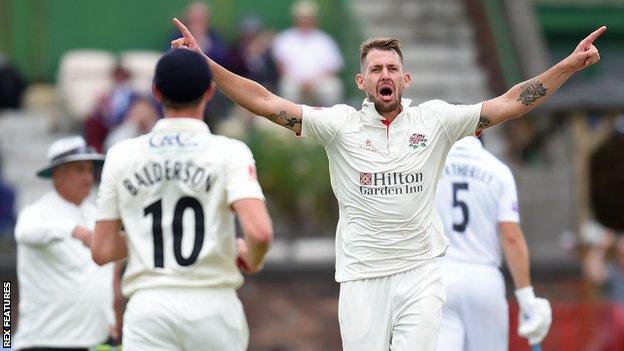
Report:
119,50,162,96
57,50,116,120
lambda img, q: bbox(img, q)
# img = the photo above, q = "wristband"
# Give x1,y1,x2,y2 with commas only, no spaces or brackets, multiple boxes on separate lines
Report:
515,286,536,312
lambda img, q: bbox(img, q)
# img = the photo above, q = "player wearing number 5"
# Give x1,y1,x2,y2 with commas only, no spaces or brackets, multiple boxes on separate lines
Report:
434,136,551,351
91,49,273,351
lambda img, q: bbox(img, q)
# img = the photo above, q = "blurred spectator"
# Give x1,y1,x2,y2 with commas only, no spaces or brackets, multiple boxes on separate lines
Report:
584,229,624,301
176,1,229,67
0,153,16,237
103,98,161,150
272,0,344,106
170,2,233,132
590,119,624,233
220,15,280,136
229,15,278,92
583,227,624,351
0,54,27,109
84,64,159,152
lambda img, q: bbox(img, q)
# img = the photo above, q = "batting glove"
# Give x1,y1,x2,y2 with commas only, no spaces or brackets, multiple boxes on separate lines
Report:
515,286,552,345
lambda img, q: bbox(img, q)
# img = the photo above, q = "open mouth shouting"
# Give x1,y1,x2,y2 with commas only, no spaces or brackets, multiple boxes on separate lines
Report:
378,84,395,103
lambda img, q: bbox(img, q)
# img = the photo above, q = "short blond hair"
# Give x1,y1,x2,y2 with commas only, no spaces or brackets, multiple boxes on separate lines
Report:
359,37,403,70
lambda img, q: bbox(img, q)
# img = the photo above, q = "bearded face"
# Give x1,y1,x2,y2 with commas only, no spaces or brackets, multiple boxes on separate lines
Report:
356,49,411,116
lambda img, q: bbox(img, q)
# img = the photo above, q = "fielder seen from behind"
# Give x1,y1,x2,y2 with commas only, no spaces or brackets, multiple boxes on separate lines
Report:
91,49,273,351
172,17,604,350
434,136,551,351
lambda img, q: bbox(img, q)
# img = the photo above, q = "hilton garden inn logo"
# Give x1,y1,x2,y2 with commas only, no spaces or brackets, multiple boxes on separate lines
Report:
408,133,428,150
359,171,423,196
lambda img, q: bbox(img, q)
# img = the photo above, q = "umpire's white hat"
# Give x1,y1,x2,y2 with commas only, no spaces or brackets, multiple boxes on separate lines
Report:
36,136,104,178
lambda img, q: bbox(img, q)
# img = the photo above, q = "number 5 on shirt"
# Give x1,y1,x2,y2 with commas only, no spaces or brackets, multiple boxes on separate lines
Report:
452,182,469,233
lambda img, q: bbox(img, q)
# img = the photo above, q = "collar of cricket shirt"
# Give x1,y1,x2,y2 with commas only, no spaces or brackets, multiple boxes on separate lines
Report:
151,118,211,133
359,98,414,156
360,98,413,127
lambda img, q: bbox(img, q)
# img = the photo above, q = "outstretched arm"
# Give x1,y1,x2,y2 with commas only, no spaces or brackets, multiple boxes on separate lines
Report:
478,26,606,131
172,18,303,135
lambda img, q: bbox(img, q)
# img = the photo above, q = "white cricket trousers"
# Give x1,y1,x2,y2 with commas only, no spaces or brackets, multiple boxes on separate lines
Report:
123,287,248,351
435,260,508,351
339,261,446,351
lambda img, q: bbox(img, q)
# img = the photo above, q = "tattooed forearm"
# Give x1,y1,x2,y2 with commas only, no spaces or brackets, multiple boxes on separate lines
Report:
477,115,492,129
267,111,301,129
267,110,286,123
517,80,548,106
284,117,301,128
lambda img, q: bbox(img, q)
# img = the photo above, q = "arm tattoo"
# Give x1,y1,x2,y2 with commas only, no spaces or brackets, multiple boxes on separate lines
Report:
478,115,492,129
517,80,548,106
284,116,301,128
267,110,301,129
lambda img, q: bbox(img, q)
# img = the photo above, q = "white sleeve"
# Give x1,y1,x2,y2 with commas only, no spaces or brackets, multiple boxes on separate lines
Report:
497,168,520,223
300,105,347,147
14,205,75,245
96,148,121,221
225,141,265,205
434,100,482,142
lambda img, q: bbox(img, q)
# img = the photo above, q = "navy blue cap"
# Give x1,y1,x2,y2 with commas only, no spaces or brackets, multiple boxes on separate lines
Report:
153,49,212,103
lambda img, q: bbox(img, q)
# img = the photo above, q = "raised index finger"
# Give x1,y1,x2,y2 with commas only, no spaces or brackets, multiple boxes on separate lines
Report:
172,17,192,38
582,26,607,47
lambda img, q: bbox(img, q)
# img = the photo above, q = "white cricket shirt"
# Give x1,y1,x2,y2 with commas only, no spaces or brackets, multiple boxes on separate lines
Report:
301,99,481,282
434,136,520,267
13,191,114,349
96,118,264,297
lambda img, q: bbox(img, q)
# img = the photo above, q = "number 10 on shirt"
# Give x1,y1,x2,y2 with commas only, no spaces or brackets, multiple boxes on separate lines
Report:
144,196,206,268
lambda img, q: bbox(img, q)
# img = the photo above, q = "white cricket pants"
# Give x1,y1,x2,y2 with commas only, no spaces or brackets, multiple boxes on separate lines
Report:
339,261,446,351
122,287,248,351
435,260,508,351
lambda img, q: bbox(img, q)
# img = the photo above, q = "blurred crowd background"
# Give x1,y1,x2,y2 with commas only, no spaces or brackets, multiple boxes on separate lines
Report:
1,0,624,350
